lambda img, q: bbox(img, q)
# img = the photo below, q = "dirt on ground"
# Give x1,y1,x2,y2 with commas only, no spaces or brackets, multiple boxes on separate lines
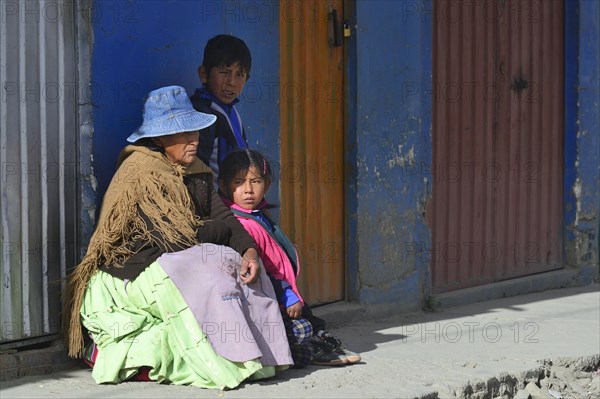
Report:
436,354,600,399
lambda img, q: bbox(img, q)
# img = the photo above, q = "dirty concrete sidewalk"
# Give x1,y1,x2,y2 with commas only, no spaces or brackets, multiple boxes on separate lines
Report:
1,284,599,398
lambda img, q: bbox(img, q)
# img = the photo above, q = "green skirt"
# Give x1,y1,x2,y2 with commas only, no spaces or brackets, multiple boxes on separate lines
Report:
80,261,276,389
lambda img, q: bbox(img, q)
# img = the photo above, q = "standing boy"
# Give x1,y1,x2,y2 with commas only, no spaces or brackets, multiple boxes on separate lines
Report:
191,34,252,178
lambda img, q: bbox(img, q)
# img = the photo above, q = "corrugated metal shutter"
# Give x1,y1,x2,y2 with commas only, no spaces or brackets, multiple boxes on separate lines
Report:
1,0,79,348
430,0,564,293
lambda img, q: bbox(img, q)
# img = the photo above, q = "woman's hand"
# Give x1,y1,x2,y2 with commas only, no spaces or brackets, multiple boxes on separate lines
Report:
240,248,260,284
286,302,303,319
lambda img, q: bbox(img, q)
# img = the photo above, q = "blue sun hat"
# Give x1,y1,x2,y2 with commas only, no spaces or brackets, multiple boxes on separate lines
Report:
127,85,216,143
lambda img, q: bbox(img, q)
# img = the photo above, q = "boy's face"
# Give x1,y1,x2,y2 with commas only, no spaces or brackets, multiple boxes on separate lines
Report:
200,62,247,105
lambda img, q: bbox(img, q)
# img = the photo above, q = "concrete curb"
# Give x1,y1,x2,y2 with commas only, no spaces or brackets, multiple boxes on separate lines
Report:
0,340,79,382
431,268,595,309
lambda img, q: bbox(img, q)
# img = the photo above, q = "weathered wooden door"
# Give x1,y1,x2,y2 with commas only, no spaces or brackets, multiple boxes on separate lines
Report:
279,0,345,304
430,0,564,293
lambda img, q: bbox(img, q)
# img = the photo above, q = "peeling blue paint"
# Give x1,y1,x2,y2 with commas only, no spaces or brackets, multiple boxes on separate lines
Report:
564,0,600,269
358,269,422,310
564,0,579,245
352,0,433,309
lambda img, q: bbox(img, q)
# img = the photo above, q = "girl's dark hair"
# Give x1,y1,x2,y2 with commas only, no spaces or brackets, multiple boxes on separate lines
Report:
218,148,273,190
202,34,252,78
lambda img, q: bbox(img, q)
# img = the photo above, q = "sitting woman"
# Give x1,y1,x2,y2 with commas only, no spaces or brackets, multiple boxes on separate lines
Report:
61,86,293,389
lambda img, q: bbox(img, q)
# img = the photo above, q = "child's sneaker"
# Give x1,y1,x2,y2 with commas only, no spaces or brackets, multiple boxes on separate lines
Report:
311,338,347,366
315,330,362,364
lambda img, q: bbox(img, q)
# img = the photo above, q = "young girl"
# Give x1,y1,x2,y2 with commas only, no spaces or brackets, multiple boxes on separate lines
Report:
218,149,361,368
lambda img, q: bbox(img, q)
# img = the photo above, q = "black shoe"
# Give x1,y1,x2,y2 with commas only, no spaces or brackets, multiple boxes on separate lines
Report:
310,332,347,366
311,343,347,366
315,330,361,364
315,330,342,349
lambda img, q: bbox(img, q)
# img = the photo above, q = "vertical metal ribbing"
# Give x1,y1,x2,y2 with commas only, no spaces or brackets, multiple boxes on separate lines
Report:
19,5,31,336
58,0,67,290
0,0,79,346
39,5,50,334
0,0,12,333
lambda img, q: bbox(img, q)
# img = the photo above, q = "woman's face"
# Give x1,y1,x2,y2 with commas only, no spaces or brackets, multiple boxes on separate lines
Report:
224,165,269,210
153,131,199,166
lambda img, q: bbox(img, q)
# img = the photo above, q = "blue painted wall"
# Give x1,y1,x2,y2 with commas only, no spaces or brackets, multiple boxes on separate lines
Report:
349,1,433,308
90,0,281,213
564,0,600,277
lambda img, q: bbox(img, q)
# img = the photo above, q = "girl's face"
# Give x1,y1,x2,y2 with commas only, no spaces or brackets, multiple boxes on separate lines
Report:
152,131,199,166
223,165,270,210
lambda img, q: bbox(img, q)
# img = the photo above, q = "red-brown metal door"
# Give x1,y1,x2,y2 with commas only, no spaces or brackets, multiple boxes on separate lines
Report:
430,0,564,293
279,0,345,304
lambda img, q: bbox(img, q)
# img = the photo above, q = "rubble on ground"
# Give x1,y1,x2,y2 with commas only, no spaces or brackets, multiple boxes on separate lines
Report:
417,354,600,399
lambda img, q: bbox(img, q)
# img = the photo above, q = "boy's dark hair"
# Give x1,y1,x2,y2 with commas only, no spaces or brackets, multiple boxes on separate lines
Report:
202,34,252,78
218,148,273,190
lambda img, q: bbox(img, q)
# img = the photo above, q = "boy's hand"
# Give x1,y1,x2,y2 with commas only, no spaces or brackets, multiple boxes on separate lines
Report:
286,302,303,319
240,248,259,284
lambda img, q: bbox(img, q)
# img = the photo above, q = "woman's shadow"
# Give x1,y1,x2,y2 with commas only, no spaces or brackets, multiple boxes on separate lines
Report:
244,318,408,386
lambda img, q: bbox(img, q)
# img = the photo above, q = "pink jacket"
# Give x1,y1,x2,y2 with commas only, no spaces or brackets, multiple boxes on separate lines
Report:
223,199,304,307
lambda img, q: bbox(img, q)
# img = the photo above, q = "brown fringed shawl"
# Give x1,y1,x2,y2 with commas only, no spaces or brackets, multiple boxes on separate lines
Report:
62,145,212,357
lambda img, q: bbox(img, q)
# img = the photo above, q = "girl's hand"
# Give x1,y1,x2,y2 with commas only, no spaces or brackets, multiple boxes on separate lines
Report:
240,248,259,284
286,302,303,319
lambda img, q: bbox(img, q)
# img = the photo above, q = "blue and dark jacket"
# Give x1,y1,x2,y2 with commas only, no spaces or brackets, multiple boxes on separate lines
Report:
190,88,248,178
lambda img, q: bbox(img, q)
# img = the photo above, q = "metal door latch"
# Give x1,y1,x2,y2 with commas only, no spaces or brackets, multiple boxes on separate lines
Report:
328,7,342,47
